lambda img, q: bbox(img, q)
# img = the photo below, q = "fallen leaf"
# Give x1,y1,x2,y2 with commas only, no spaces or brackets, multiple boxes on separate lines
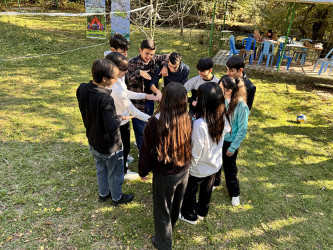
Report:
46,220,53,225
14,233,24,237
6,236,13,242
55,207,62,212
248,200,252,203
23,240,30,243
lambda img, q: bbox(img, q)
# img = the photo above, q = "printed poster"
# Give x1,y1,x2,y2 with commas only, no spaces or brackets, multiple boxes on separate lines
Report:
85,0,106,39
111,0,130,41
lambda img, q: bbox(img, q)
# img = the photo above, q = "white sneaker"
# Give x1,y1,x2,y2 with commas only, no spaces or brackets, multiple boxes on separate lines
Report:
197,215,205,221
127,154,134,163
133,141,137,146
212,186,217,191
124,170,139,180
179,213,197,225
231,196,240,206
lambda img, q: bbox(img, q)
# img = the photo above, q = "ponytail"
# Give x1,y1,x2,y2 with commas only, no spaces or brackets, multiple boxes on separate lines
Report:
220,76,247,119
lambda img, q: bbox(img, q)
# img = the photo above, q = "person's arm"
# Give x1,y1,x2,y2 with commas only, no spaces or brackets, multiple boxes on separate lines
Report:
179,65,190,85
191,120,205,166
154,54,169,77
150,66,162,88
115,87,150,122
103,99,122,135
138,118,156,177
150,85,162,100
227,104,249,154
127,59,141,86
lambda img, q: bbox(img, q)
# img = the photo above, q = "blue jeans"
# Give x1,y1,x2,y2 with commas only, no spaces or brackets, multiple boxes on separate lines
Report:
132,100,154,151
89,146,124,201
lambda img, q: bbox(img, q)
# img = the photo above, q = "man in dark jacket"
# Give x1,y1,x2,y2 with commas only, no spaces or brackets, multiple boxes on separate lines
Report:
76,58,134,206
150,52,190,90
225,55,256,111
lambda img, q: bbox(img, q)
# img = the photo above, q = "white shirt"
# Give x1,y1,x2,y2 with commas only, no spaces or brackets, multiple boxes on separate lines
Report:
184,75,220,93
110,76,150,125
190,117,231,178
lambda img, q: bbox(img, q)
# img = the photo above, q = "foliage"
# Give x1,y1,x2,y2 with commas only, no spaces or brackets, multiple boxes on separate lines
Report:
0,15,333,250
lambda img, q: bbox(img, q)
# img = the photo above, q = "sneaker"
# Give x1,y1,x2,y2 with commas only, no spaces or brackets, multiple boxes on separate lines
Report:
98,192,111,202
212,186,218,191
127,154,134,163
124,170,140,180
231,196,240,206
197,215,205,221
133,141,137,146
112,194,134,206
151,235,158,249
179,212,197,225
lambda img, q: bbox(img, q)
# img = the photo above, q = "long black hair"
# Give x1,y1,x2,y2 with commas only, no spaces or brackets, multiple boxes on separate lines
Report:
219,76,247,120
154,82,192,166
196,82,226,143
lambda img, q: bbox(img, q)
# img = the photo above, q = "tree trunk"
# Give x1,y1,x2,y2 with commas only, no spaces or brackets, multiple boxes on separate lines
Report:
312,7,330,41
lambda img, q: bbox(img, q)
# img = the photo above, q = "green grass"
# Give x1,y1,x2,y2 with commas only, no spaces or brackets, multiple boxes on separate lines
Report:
0,15,332,249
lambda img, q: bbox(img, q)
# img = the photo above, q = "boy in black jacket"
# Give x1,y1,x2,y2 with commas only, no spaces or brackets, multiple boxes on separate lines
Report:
76,58,134,206
225,55,256,111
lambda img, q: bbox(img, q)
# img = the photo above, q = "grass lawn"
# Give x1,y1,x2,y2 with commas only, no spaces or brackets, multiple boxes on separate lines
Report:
0,15,332,249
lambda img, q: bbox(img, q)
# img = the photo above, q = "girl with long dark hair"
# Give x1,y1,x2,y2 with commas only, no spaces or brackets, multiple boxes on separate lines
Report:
214,76,249,207
179,82,230,225
138,82,192,250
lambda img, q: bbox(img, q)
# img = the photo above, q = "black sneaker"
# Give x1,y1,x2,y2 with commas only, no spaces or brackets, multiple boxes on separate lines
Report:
151,235,158,249
112,194,134,206
98,192,111,202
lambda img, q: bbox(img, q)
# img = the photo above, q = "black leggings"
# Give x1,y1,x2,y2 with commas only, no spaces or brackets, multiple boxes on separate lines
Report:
214,141,240,197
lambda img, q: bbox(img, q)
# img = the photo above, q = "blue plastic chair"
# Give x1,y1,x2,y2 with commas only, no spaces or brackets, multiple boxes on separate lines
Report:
229,35,240,58
294,39,313,65
242,38,256,65
258,41,275,67
313,48,333,75
276,42,293,70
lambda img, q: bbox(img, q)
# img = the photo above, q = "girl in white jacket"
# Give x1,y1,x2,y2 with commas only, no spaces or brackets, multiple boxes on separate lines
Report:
179,82,230,225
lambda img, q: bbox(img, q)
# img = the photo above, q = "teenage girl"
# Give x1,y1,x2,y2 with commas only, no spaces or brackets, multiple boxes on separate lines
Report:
179,82,230,224
138,82,192,250
214,76,249,206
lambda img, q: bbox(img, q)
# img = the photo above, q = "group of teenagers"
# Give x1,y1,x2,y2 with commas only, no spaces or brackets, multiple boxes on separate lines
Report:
76,33,256,250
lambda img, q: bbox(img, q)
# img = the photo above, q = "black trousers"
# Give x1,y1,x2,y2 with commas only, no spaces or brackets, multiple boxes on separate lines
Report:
214,140,240,197
120,122,130,173
153,169,189,250
181,174,215,221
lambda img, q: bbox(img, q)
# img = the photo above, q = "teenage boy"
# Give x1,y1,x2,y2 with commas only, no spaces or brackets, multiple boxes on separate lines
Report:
104,33,129,57
150,52,190,89
225,55,256,111
184,57,220,115
105,52,158,180
76,58,134,205
127,38,169,151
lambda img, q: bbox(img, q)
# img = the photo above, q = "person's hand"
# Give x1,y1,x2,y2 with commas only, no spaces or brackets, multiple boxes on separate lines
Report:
155,91,162,101
122,115,134,120
192,100,197,107
226,149,234,157
145,94,159,101
141,177,148,181
159,67,168,77
140,70,151,80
